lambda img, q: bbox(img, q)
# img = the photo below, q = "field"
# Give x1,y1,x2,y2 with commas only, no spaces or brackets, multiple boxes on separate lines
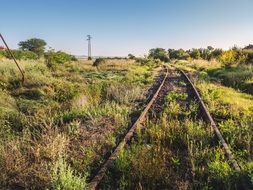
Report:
99,62,253,189
0,56,252,190
0,57,159,189
2,1,253,189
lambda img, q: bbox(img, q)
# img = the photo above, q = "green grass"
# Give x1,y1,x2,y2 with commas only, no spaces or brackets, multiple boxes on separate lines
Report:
174,60,253,95
0,58,158,189
196,80,253,182
52,158,87,190
2,56,252,189
173,60,253,187
101,76,242,189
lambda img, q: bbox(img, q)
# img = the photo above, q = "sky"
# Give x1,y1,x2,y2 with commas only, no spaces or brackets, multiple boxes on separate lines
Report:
1,0,253,56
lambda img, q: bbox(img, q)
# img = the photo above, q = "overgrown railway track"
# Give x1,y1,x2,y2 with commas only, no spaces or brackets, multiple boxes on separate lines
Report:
179,69,251,190
87,66,251,190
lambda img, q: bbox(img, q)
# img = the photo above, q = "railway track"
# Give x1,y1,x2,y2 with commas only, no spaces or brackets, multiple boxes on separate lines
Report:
179,69,251,190
87,66,251,190
87,66,169,189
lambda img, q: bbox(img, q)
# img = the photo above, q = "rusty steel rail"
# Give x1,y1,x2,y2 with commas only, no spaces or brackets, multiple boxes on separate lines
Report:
87,67,169,190
0,33,25,83
179,69,251,190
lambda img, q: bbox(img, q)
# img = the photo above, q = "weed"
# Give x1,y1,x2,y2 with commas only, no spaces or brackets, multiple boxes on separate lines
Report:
0,58,156,189
53,81,80,102
165,91,188,102
178,81,187,87
52,157,87,190
106,83,144,105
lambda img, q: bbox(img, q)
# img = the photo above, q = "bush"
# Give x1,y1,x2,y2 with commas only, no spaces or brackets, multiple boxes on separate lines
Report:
0,50,5,59
3,50,38,60
15,87,44,100
136,58,160,67
169,49,190,60
148,48,169,62
128,54,135,59
45,51,76,68
219,50,237,67
189,49,201,59
245,50,253,64
106,83,144,104
6,111,27,131
93,58,106,67
53,81,80,102
210,49,223,60
209,66,253,89
52,158,87,190
219,49,248,67
199,48,212,60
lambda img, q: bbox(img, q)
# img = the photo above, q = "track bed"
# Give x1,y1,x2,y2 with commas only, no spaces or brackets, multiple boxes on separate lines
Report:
89,67,251,190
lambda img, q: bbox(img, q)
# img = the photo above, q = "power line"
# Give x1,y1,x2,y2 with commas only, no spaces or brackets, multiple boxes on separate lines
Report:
87,35,92,60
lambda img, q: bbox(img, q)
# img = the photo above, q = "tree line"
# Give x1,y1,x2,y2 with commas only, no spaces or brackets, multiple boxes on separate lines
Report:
0,38,77,67
148,45,253,67
2,37,253,68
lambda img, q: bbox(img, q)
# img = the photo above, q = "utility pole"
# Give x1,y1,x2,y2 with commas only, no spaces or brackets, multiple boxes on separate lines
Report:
87,35,92,60
0,33,25,83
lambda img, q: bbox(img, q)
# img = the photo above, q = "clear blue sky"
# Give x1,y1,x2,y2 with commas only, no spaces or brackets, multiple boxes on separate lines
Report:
1,0,253,56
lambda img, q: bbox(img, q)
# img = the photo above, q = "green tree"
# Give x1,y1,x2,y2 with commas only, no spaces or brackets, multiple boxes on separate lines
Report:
169,49,190,60
234,48,248,64
148,48,169,62
210,49,223,60
219,50,237,67
18,38,47,57
128,53,135,59
207,46,214,51
199,48,211,60
189,49,201,59
243,44,253,50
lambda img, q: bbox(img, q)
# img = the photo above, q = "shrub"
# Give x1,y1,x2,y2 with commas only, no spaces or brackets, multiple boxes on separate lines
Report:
61,101,129,128
0,90,16,115
52,158,86,190
148,48,169,62
128,54,135,59
6,111,27,132
0,50,5,59
0,127,70,189
136,58,160,67
219,50,237,67
245,50,253,64
189,49,201,59
3,50,38,60
106,83,144,104
53,82,80,102
199,48,212,60
210,49,223,60
45,51,76,68
248,162,253,184
17,99,44,115
169,49,190,60
93,58,106,67
15,87,44,100
219,49,248,67
209,66,253,89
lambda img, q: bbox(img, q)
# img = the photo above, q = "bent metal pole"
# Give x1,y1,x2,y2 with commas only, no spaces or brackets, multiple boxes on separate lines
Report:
0,33,25,83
